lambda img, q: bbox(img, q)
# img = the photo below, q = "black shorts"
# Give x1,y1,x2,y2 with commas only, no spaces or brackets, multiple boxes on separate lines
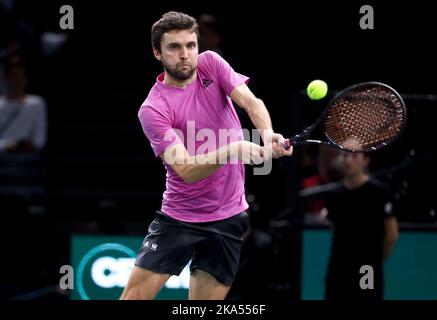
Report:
135,210,249,286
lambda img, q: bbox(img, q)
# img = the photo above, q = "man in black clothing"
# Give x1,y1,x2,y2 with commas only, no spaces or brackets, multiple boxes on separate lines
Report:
324,143,399,300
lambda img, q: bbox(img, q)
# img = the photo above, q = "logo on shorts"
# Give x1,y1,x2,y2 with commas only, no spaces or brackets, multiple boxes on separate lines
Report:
202,78,213,88
144,240,158,251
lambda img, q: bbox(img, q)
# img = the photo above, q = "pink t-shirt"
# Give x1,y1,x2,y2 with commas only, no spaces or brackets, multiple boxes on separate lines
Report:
138,51,249,222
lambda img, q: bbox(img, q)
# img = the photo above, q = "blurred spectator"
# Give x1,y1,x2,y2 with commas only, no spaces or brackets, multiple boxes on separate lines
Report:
301,144,343,215
0,57,47,154
323,139,399,300
198,14,256,138
198,14,224,56
0,52,50,300
0,43,20,94
317,144,343,184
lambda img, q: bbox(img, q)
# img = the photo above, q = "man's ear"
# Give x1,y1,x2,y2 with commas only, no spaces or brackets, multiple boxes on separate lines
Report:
153,47,162,61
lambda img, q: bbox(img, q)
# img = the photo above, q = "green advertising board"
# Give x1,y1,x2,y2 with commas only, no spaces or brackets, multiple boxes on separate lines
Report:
71,235,189,300
303,229,437,299
72,230,437,300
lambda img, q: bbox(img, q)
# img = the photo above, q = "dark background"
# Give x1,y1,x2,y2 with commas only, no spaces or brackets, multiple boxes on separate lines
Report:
1,0,436,300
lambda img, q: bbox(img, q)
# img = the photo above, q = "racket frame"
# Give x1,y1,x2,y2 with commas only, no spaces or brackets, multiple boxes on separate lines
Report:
287,81,407,153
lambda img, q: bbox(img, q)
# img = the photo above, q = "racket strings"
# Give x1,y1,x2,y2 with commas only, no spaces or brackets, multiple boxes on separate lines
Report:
324,85,406,152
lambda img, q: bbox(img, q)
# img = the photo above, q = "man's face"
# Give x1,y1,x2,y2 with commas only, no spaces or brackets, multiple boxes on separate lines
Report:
154,29,198,81
338,152,369,177
7,67,27,92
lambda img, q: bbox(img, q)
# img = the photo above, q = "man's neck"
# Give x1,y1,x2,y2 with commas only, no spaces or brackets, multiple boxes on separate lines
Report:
343,173,370,190
164,72,196,88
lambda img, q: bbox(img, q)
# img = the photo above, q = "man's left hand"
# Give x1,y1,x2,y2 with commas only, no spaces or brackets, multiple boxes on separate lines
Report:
264,132,293,158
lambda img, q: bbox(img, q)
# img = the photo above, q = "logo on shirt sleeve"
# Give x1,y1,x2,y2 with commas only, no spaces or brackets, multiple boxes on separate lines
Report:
202,78,213,88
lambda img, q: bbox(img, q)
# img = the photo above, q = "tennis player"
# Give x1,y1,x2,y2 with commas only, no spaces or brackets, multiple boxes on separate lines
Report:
120,11,292,300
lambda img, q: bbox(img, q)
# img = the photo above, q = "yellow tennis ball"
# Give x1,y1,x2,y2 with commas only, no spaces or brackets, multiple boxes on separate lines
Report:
307,80,328,100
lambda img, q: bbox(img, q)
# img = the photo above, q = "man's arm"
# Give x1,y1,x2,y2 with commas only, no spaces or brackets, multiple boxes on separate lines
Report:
160,141,265,184
230,83,272,142
230,83,292,157
383,216,399,261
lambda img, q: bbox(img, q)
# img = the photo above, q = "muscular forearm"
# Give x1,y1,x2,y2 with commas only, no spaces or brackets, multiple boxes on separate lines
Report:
244,98,274,143
230,83,292,158
173,140,264,183
169,142,246,184
178,144,231,183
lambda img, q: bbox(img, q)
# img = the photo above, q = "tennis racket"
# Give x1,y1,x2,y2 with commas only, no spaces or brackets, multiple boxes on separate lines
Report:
283,82,407,152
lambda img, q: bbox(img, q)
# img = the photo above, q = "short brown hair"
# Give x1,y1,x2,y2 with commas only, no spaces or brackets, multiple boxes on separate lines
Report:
151,11,199,52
